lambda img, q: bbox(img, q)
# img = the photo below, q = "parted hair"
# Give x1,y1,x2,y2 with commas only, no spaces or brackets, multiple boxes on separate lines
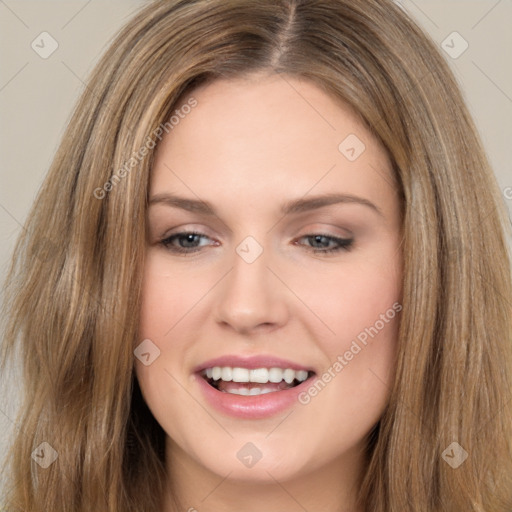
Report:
1,0,511,510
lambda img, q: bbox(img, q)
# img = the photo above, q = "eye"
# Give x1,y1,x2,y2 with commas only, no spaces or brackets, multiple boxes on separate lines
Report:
296,234,354,254
159,231,354,256
160,231,216,255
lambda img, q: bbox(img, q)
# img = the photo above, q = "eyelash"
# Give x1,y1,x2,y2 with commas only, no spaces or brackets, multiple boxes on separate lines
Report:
159,231,354,256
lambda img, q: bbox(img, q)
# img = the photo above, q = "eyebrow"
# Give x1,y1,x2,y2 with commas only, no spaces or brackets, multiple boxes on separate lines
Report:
148,192,384,218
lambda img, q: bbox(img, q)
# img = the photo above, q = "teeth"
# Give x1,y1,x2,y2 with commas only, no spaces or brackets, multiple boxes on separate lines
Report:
203,366,310,385
297,370,308,381
249,368,269,383
221,367,233,381
232,367,250,382
268,368,283,383
283,369,295,384
226,387,276,396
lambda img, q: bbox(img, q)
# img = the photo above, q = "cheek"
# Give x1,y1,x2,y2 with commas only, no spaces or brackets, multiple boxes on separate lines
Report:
293,244,402,415
137,253,202,342
293,246,402,354
135,255,203,446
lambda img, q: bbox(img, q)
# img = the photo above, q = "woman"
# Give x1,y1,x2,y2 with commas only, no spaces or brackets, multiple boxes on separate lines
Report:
1,0,511,510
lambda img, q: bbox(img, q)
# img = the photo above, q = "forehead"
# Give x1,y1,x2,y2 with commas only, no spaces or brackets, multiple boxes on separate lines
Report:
150,73,396,217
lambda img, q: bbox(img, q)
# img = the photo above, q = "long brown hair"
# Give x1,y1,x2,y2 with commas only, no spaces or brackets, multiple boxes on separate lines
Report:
2,0,511,510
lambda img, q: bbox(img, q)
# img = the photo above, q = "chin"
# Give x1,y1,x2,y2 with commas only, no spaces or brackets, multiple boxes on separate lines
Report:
191,439,312,483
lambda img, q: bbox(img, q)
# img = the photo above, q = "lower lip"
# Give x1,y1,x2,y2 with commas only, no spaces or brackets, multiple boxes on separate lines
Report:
194,373,314,419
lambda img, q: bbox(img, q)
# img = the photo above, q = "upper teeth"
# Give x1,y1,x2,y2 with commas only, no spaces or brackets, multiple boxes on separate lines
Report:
204,366,309,384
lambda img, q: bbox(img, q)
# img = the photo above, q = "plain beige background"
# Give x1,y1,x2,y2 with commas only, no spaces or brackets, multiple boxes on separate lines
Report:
0,0,511,494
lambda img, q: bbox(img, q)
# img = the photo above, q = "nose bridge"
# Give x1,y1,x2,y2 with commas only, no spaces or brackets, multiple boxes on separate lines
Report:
233,234,271,289
213,234,288,332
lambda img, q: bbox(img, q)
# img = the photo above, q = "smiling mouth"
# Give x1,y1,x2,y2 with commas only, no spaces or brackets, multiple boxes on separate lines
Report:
200,366,316,396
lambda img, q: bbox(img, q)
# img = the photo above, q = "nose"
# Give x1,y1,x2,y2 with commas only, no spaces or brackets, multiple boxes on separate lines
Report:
213,242,290,335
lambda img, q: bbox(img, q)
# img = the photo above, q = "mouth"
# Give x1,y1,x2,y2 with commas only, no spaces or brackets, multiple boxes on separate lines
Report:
199,366,316,396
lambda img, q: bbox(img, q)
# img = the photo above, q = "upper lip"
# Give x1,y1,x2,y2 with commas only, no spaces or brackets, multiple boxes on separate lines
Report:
194,354,315,374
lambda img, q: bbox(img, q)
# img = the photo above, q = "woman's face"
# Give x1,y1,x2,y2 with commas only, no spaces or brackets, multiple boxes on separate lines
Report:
136,72,403,489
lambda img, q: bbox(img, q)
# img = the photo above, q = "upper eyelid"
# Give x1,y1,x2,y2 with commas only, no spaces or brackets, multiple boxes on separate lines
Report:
158,220,354,239
147,200,373,240
161,230,353,245
159,227,215,242
160,232,354,259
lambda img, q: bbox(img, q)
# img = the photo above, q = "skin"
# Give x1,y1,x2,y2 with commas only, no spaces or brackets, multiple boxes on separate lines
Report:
136,71,403,512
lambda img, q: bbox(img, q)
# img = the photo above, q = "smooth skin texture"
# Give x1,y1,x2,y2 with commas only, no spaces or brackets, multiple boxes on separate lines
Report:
136,72,403,512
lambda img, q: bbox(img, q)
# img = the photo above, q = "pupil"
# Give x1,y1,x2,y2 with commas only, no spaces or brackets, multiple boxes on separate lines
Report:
314,235,327,247
182,234,198,247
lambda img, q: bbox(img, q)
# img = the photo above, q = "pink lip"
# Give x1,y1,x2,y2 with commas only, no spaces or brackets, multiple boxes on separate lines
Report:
194,372,316,419
193,354,316,419
193,354,314,373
